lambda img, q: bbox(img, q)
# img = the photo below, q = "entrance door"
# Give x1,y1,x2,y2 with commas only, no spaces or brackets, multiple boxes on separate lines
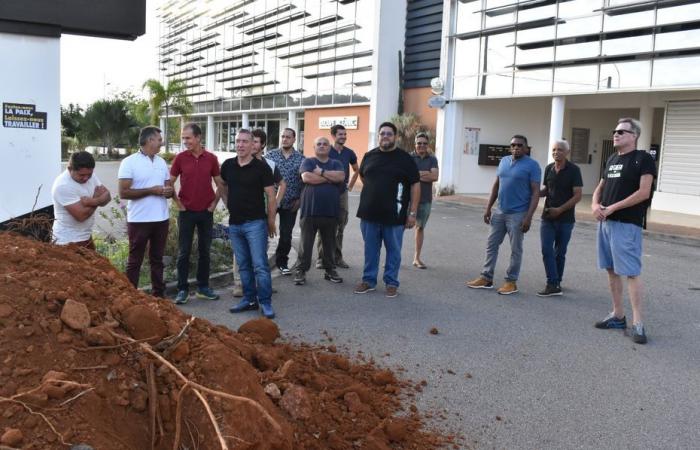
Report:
266,120,280,149
599,139,614,179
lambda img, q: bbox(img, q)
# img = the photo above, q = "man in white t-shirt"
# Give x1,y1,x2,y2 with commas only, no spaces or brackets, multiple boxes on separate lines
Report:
52,151,111,248
118,126,173,297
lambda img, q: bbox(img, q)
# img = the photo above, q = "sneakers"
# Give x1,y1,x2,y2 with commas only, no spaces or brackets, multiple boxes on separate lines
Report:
497,281,518,295
630,322,648,344
335,259,350,269
174,290,189,305
229,298,259,313
536,284,562,297
279,266,291,276
385,286,398,298
232,284,243,298
354,282,376,294
594,313,627,329
195,287,220,301
260,303,275,319
466,277,493,289
294,269,306,285
324,270,343,283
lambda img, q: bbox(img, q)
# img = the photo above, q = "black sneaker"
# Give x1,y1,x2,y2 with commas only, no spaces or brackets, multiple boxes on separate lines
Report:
536,284,562,297
630,323,648,344
279,266,291,276
294,269,306,285
335,259,350,269
324,270,343,283
594,313,627,329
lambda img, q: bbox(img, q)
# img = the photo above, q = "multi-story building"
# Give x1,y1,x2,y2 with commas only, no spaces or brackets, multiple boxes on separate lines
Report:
157,0,415,158
436,0,700,216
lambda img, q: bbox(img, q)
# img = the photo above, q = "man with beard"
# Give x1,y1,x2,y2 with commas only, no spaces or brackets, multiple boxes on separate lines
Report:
466,134,541,295
354,122,420,298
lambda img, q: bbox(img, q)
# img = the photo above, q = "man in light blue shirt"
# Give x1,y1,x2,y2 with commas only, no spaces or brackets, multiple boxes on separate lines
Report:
466,134,541,295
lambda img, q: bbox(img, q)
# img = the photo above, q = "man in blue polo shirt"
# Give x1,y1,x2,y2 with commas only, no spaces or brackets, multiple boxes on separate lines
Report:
467,134,541,295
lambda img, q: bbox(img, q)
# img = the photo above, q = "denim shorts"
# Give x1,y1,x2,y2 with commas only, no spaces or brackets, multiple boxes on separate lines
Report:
597,219,642,277
416,202,432,228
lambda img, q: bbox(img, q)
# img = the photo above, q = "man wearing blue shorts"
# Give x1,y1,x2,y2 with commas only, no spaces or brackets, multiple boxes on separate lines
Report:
592,118,656,344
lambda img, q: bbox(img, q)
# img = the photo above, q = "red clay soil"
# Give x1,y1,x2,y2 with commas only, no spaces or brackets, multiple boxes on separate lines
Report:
0,232,457,449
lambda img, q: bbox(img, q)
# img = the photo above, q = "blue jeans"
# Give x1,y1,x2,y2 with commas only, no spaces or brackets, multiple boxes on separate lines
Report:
481,210,526,282
360,220,404,288
540,220,575,286
228,219,272,305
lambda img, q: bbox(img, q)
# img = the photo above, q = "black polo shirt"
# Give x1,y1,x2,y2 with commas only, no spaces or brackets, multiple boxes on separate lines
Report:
220,157,274,225
542,160,583,223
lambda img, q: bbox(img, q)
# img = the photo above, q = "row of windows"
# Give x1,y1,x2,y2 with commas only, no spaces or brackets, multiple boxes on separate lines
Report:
453,0,700,97
158,0,374,109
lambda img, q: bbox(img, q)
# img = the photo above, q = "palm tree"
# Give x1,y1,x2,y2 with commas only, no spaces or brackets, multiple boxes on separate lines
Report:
142,79,192,150
82,99,138,157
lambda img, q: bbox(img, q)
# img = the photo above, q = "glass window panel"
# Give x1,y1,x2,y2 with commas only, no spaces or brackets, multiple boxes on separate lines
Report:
485,11,514,30
603,10,654,32
517,25,555,44
452,74,479,98
302,93,317,106
274,95,287,108
553,65,598,92
602,35,652,56
599,61,650,89
556,41,600,61
479,72,513,96
516,47,554,65
518,4,556,23
352,85,370,103
454,38,480,77
484,32,515,73
456,0,482,34
557,16,602,39
655,29,700,51
558,1,601,19
652,56,700,87
657,4,700,25
262,96,273,109
609,0,651,5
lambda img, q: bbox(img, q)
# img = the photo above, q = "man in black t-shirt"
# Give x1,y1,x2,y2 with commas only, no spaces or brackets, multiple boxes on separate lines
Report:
592,118,656,344
292,137,345,286
354,122,420,298
537,140,582,297
220,129,278,319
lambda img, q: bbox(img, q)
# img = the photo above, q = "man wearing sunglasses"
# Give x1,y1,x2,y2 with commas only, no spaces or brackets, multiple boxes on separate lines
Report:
467,134,541,295
592,118,656,344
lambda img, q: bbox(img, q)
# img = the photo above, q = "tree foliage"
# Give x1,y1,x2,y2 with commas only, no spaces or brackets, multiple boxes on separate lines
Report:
82,99,139,157
142,78,192,148
388,113,435,152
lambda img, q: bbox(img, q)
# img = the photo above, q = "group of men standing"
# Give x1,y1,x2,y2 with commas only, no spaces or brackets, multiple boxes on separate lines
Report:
51,116,654,343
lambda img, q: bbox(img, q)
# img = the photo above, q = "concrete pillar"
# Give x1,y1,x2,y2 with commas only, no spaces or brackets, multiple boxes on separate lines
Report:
287,110,297,132
159,117,167,151
242,112,249,130
548,96,566,164
206,115,216,151
368,0,407,152
638,106,653,151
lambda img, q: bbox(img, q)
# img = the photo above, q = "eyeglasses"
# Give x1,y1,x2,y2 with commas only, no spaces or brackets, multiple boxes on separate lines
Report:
379,131,394,137
612,129,635,136
415,142,429,146
510,143,524,148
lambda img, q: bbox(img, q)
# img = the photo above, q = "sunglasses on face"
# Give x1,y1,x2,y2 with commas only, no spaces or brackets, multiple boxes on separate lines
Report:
510,143,524,148
612,129,634,136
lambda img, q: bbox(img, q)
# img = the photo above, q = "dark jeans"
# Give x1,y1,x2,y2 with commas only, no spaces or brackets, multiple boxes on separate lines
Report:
540,219,575,286
176,210,214,291
297,216,337,272
316,190,348,264
126,220,169,297
275,207,298,268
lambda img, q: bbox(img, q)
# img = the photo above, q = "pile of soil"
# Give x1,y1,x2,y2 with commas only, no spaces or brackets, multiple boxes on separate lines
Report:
0,233,456,449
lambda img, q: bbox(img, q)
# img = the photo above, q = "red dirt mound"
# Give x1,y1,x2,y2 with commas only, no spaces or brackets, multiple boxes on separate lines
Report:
0,233,454,449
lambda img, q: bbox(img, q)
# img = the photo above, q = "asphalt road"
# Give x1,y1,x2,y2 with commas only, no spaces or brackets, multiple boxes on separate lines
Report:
91,161,700,449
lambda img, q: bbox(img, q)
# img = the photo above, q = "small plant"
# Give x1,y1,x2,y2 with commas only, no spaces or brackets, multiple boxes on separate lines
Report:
388,113,436,152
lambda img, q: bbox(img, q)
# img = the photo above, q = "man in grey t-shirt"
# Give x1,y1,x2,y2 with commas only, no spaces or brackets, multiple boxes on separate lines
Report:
411,132,439,269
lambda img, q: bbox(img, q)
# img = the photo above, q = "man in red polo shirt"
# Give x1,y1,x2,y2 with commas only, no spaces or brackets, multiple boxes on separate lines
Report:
170,122,225,304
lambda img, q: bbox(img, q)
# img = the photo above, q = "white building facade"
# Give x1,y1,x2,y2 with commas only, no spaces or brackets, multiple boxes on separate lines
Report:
436,0,700,216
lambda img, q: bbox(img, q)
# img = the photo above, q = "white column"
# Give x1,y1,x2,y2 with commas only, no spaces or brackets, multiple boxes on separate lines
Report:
638,106,653,151
287,110,297,132
206,115,216,151
548,96,566,164
241,112,249,130
368,0,407,151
